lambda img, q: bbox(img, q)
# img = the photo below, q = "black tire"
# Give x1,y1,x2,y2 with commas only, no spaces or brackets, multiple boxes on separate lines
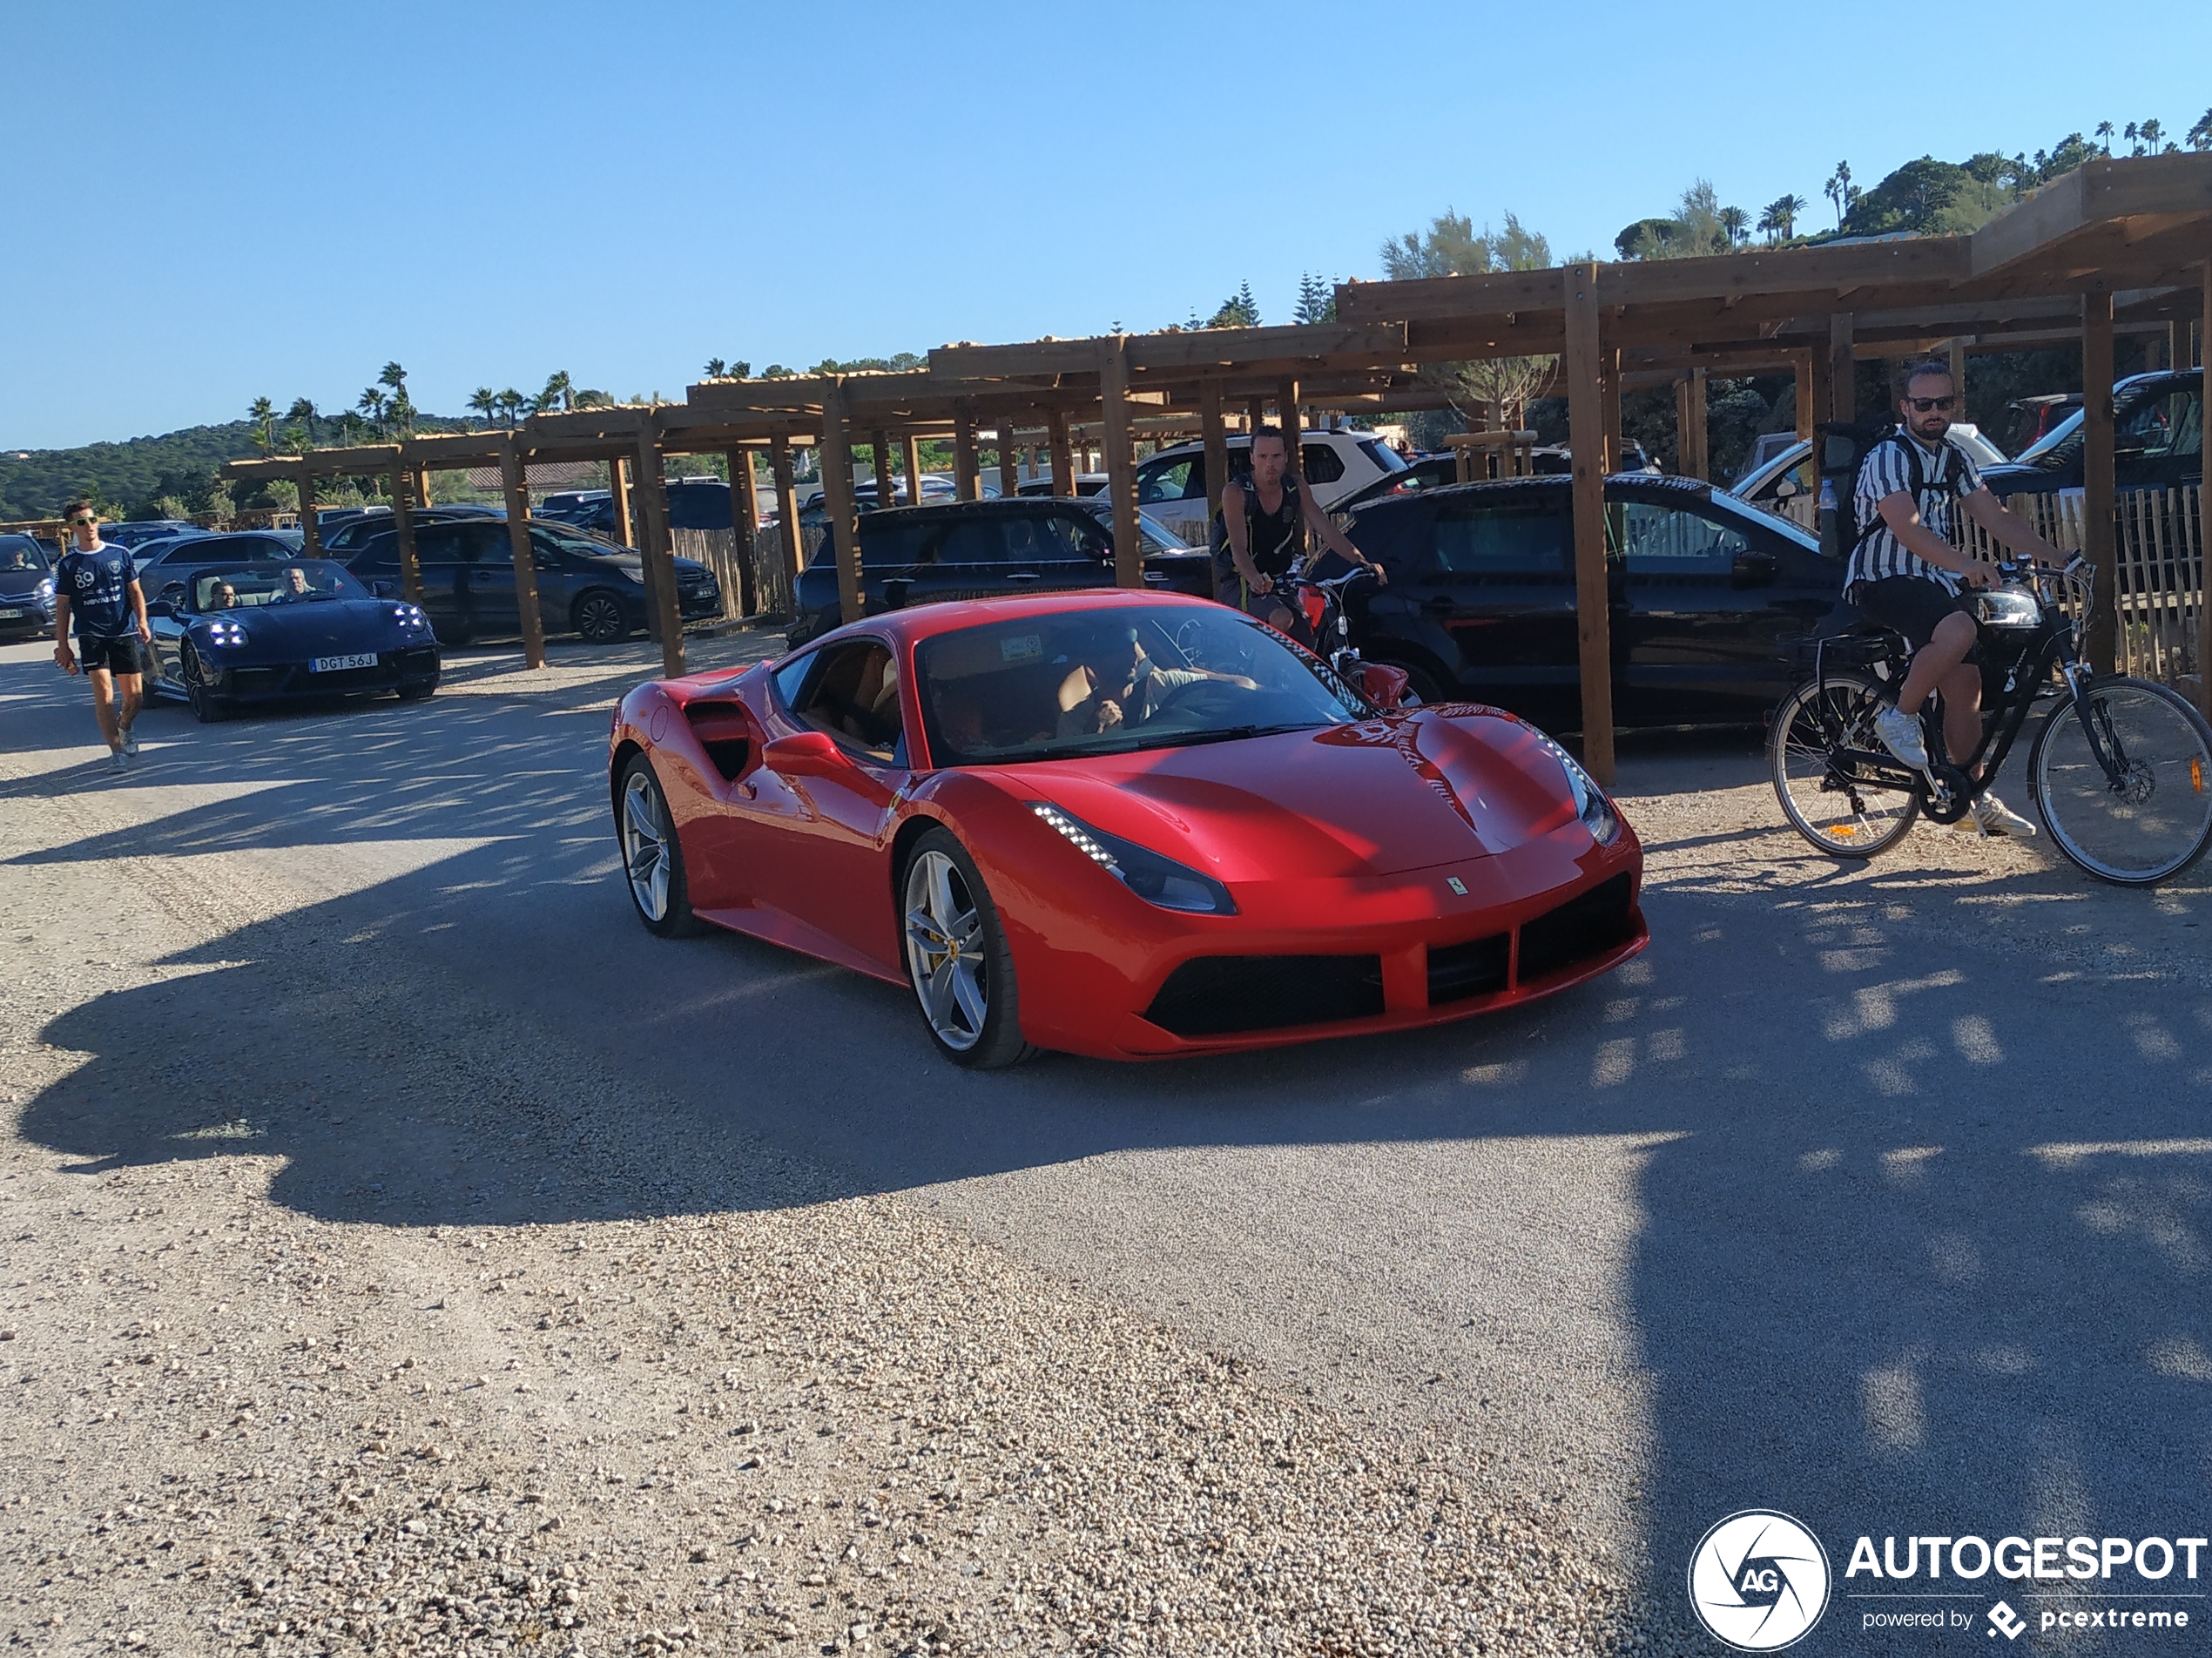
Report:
1769,671,1922,858
183,644,230,725
396,682,437,703
2028,674,2212,886
615,755,705,937
898,827,1036,1069
573,590,630,644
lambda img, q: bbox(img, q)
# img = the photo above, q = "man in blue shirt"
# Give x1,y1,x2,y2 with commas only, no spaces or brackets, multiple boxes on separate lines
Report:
52,500,152,768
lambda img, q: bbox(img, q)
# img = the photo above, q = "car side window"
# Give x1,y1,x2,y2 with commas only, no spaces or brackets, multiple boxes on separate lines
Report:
1034,513,1109,559
1615,501,1747,576
528,529,571,570
788,639,902,761
1138,456,1200,504
2116,388,2202,460
771,652,815,707
1301,443,1345,486
937,520,1010,563
1428,499,1569,576
416,525,469,567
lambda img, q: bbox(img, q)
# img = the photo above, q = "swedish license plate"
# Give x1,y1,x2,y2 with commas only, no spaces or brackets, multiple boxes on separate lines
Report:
0,607,21,619
310,652,378,673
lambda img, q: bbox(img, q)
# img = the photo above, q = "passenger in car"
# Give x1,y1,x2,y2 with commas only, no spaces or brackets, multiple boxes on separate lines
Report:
1055,626,1253,737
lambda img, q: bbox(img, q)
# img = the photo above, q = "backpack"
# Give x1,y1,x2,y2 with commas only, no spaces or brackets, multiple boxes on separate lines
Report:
1817,421,1965,561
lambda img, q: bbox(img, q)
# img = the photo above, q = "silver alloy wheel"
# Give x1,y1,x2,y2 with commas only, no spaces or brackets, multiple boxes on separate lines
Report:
577,592,626,644
621,770,672,921
903,849,986,1052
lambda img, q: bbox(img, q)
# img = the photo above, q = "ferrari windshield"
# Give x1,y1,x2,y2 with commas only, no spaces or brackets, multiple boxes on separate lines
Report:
192,560,366,610
915,604,1366,766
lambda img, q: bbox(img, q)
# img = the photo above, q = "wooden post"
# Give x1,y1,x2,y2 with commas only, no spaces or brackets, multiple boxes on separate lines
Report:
1278,377,1301,485
499,439,548,671
2168,319,2188,374
1946,338,1967,405
726,448,759,618
1685,367,1709,480
2081,292,2119,674
1100,335,1142,589
822,383,865,624
413,469,433,509
1564,265,1615,785
1794,351,1816,441
297,466,322,555
1199,378,1228,531
995,418,1019,498
607,454,634,548
1827,313,1856,428
1047,409,1074,497
868,428,891,509
633,422,685,677
902,432,925,509
391,467,423,604
770,434,805,587
1673,376,1694,475
1246,396,1266,437
2201,265,2212,720
1806,350,1831,448
953,406,978,502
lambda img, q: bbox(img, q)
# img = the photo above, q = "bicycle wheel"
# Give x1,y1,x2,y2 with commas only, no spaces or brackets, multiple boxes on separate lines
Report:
1770,671,1921,858
2028,675,2212,885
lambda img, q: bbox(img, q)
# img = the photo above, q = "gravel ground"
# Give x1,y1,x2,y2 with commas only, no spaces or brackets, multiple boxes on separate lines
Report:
1,640,1658,1657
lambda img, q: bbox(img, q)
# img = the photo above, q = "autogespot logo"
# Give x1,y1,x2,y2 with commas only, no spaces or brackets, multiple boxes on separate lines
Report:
1689,1510,1832,1651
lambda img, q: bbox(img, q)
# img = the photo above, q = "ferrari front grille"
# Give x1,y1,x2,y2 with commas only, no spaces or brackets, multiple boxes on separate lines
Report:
1426,933,1511,1005
1143,954,1385,1038
1516,873,1636,985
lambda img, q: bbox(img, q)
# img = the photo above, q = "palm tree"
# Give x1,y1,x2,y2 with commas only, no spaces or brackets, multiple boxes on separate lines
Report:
286,397,319,451
379,361,408,395
2140,118,2163,152
537,370,573,414
467,387,497,428
1824,161,1853,229
1717,206,1750,248
572,388,614,409
703,357,727,380
497,388,526,426
2095,120,2114,154
357,386,388,437
248,396,276,454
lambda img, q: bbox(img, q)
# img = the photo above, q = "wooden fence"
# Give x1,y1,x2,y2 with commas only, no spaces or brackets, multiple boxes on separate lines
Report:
1958,486,2202,686
668,523,826,622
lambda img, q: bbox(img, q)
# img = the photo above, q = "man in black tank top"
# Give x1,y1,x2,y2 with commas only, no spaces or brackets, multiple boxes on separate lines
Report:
1211,428,1385,633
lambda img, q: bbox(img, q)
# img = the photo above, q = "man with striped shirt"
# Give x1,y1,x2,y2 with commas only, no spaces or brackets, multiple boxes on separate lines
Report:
1847,361,2067,836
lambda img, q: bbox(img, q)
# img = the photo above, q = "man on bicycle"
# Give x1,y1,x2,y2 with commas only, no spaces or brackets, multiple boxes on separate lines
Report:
1848,361,2068,837
1214,427,1385,637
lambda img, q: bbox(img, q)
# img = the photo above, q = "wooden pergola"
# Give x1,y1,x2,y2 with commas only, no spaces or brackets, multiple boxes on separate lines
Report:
231,153,2209,776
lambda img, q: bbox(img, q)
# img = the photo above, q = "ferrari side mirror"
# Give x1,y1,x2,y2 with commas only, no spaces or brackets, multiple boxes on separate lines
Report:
762,730,849,772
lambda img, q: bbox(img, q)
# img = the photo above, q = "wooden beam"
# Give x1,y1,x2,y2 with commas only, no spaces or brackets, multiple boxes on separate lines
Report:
390,468,422,604
1806,347,1831,449
297,465,322,556
902,432,925,509
995,417,1018,499
499,440,549,671
1047,409,1073,497
727,449,759,619
1946,338,1967,401
1827,313,1856,428
821,383,865,624
953,407,978,502
633,421,685,677
1099,336,1142,589
1564,264,1615,785
769,435,805,592
1199,379,1228,536
414,469,433,510
607,455,634,547
869,429,892,509
1278,376,1301,490
2081,291,2118,674
1600,347,1622,472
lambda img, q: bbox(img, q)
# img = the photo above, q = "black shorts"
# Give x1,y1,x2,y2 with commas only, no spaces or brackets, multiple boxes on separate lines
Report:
77,635,147,677
1851,576,1978,654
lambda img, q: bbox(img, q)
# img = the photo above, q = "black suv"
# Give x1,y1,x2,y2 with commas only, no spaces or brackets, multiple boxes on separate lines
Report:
1341,475,1844,731
342,518,721,644
1979,369,2201,498
788,497,1212,645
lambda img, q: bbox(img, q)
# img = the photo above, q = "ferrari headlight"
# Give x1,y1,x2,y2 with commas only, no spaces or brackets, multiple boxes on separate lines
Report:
1030,802,1236,915
1530,731,1620,846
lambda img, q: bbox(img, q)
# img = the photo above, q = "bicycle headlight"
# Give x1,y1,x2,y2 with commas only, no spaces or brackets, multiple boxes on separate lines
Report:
1530,731,1620,846
1973,587,2041,630
1029,802,1236,915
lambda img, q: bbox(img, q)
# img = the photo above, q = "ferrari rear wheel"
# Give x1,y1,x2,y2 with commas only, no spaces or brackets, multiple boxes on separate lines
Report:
900,828,1035,1069
617,755,705,937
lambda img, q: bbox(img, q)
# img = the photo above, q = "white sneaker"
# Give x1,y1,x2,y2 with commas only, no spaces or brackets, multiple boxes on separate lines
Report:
1971,792,2037,838
119,727,139,757
1873,705,1929,770
110,748,127,772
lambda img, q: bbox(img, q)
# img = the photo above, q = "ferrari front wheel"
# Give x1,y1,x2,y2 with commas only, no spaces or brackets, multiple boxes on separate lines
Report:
617,755,705,937
900,828,1035,1069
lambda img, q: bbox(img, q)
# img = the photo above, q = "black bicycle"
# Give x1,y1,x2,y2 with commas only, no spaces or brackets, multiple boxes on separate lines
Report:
1770,560,2212,886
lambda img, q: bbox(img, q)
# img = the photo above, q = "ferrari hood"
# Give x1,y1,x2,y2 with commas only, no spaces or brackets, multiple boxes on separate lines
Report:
992,710,1585,880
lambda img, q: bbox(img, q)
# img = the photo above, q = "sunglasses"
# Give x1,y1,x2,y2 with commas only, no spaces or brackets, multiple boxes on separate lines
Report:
69,514,97,524
1905,396,1956,414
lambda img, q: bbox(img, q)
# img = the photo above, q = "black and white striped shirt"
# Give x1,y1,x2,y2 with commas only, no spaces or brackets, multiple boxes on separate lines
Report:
1845,432,1983,592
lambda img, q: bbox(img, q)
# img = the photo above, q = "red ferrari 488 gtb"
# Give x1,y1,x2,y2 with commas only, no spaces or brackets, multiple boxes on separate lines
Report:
608,592,1645,1067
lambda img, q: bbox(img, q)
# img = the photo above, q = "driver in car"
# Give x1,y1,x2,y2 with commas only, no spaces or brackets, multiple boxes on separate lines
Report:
276,566,314,599
1055,626,1256,738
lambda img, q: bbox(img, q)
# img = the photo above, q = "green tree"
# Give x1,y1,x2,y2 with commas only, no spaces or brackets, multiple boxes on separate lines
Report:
1203,280,1260,328
1380,209,1554,428
1293,272,1336,326
1823,161,1856,229
2191,108,2212,151
356,386,388,437
1718,205,1750,247
285,398,318,451
536,370,574,414
703,357,727,379
467,387,496,427
1757,193,1807,243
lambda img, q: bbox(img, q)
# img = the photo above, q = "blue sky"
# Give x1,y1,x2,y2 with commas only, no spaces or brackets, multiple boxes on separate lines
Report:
5,0,2208,450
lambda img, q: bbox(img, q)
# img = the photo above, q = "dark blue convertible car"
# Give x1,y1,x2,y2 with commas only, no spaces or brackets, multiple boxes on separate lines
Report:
145,560,442,722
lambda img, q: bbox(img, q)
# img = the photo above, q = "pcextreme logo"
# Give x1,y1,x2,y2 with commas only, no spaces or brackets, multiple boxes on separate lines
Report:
1688,1511,1832,1651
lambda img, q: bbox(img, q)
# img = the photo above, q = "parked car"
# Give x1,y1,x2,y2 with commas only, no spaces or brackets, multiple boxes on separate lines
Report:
134,529,309,581
1016,474,1110,497
1134,429,1408,544
788,497,1212,647
96,519,199,549
1978,369,2202,498
0,533,57,640
143,559,441,722
1339,474,1847,732
341,517,721,644
320,506,510,557
1069,497,1199,556
1332,454,1460,515
2006,391,2081,455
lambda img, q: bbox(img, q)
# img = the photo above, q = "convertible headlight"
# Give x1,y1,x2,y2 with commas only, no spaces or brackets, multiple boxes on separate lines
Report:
203,620,249,648
1530,731,1620,846
1029,802,1236,915
1973,587,2041,630
392,603,430,629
